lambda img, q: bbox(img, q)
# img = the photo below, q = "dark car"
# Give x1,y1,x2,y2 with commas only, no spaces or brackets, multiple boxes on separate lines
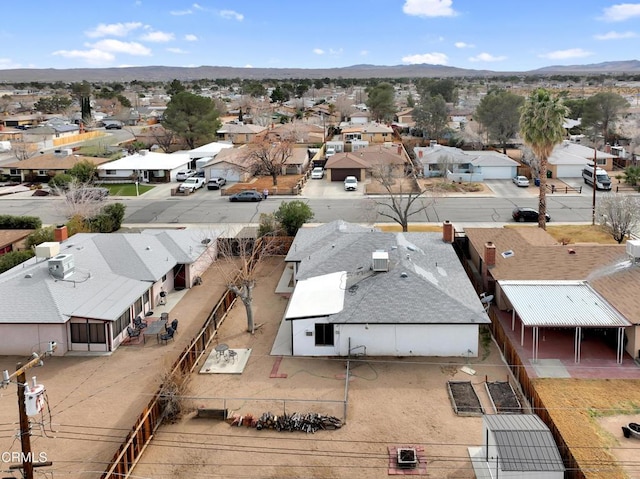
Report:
229,190,263,202
207,177,227,190
512,207,551,223
105,123,123,130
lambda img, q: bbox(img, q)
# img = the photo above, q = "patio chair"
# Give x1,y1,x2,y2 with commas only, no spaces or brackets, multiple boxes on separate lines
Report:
227,350,238,364
134,316,148,329
160,327,175,345
127,326,141,339
171,319,178,333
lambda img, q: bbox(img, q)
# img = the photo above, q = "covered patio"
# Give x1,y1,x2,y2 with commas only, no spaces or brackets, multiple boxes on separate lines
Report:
498,280,633,375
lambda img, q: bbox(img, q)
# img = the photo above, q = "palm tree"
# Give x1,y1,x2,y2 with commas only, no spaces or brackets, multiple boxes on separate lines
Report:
519,88,569,229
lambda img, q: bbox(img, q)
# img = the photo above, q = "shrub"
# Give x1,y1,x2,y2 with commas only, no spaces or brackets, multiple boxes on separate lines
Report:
25,227,55,249
0,215,42,229
273,200,314,236
0,250,35,274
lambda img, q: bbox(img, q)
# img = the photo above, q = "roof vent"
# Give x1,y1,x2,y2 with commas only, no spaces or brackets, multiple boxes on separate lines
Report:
372,251,389,272
400,272,408,278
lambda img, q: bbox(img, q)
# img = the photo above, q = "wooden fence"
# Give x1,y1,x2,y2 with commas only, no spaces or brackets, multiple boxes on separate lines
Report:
101,235,284,479
487,307,585,479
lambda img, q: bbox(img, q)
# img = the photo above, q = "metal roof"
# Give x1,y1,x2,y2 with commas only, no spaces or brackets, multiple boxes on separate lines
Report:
484,414,565,472
499,280,631,328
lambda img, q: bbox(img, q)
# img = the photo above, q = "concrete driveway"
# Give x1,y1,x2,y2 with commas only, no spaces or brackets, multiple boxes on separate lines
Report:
302,176,365,198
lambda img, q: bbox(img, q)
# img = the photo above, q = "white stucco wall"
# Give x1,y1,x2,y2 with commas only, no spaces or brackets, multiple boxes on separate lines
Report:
291,319,480,357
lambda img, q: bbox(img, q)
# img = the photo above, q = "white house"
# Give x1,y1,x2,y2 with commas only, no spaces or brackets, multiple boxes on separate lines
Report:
282,221,490,357
469,414,565,479
0,227,218,355
414,145,519,181
548,140,615,178
96,150,190,183
188,141,234,161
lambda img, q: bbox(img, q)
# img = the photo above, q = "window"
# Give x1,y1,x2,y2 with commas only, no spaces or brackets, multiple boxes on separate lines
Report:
106,170,116,175
314,323,334,346
596,158,606,166
10,169,18,175
38,170,48,176
112,310,130,338
71,322,106,344
162,274,167,282
143,290,150,305
134,297,143,316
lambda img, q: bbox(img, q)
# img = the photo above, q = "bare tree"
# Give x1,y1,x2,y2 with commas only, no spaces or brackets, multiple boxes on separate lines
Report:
53,180,108,219
370,163,437,232
597,193,640,243
333,94,356,122
436,153,454,178
12,139,39,161
244,137,293,186
150,125,178,153
215,234,282,334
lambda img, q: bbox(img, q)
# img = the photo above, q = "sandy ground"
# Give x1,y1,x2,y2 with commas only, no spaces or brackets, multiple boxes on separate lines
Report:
131,257,519,479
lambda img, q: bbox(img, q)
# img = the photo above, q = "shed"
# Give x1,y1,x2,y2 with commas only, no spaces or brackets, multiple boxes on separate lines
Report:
469,414,565,479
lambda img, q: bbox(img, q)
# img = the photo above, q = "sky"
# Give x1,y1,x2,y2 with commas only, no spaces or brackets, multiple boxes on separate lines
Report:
1,0,640,72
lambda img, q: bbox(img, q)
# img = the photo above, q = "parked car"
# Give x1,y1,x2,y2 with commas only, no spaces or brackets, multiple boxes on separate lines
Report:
105,122,123,130
207,177,227,190
512,175,530,187
229,190,263,202
311,167,325,179
194,171,205,178
176,170,195,181
178,177,205,193
512,207,551,223
344,176,358,191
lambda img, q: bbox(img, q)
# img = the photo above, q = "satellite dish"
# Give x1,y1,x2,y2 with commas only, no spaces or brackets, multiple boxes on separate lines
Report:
480,293,494,304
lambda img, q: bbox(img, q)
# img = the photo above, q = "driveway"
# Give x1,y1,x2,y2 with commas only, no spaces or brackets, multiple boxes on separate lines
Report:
302,176,365,198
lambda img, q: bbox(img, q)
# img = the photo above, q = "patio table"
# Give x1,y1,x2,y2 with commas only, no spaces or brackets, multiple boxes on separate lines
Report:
143,319,168,344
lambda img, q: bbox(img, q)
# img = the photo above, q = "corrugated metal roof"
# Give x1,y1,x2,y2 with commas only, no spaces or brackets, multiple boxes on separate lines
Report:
499,280,631,327
484,415,565,472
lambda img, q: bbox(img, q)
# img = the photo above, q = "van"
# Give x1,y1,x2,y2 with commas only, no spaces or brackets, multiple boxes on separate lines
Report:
582,164,612,190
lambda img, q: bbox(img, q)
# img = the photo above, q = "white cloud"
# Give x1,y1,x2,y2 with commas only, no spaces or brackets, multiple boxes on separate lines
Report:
455,41,475,48
0,58,24,69
185,34,198,42
594,30,637,40
401,52,448,64
360,50,369,56
313,48,325,55
403,0,456,17
244,64,253,68
88,39,152,56
52,49,115,64
140,31,175,42
85,22,143,38
539,48,593,60
167,47,187,54
220,9,244,21
170,9,192,15
329,48,343,55
468,52,506,62
193,3,205,10
601,3,640,21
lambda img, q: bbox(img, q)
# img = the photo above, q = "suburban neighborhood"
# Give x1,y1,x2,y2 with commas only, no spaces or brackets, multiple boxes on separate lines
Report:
1,20,640,479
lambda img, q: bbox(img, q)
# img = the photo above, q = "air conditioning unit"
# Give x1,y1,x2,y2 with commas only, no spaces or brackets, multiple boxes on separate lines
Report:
627,239,640,262
48,254,75,279
35,242,60,259
372,251,389,272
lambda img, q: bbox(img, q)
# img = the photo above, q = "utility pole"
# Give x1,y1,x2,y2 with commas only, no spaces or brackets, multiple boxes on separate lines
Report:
2,343,56,479
16,363,34,479
592,145,597,226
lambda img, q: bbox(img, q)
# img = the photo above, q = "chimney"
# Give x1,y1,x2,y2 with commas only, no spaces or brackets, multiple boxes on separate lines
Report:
442,220,454,243
54,225,68,243
604,143,611,154
484,241,496,267
397,145,402,155
418,150,423,158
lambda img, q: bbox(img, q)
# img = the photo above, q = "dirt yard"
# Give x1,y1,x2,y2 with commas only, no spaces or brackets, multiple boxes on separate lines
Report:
131,257,520,479
225,175,305,195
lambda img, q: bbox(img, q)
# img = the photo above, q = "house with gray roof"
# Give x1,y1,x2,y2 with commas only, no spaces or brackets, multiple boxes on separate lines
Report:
0,226,218,356
282,220,489,357
414,144,519,181
469,414,565,479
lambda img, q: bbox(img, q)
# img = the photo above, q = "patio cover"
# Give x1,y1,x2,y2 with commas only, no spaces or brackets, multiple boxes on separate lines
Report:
499,280,631,363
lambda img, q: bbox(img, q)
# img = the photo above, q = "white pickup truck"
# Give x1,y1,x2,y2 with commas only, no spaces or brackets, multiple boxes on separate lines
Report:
178,176,205,193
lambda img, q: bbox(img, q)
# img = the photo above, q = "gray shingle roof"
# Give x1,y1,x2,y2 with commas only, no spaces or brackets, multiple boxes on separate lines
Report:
484,415,565,472
287,222,489,326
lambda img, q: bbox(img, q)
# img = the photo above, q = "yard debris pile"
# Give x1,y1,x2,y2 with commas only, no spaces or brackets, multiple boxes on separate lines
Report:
228,412,342,433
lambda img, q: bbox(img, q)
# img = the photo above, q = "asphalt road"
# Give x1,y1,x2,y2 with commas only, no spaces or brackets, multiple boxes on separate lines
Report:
0,189,605,226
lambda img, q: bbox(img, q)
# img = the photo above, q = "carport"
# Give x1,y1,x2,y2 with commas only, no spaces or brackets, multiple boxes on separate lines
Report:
499,280,631,364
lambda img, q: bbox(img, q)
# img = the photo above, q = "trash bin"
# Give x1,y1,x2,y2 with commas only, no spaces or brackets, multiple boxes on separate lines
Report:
547,170,552,178
534,178,540,187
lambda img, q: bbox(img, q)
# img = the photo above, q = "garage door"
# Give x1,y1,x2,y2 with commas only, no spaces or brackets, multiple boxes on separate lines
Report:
331,169,362,181
208,167,241,182
556,165,583,178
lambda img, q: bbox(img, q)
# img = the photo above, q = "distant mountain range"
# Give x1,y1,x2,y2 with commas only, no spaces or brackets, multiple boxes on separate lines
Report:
1,60,640,83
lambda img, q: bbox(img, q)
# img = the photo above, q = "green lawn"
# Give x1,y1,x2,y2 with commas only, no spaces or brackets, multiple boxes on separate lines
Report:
101,184,155,196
